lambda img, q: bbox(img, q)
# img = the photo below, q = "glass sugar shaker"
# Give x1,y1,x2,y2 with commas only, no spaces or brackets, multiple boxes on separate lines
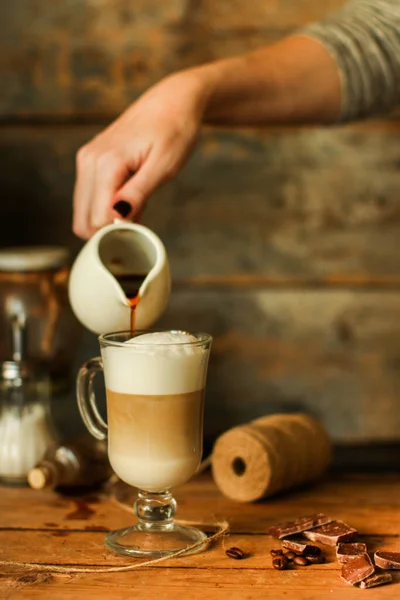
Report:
0,360,56,485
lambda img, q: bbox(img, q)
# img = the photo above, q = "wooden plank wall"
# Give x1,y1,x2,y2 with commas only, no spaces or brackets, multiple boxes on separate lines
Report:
2,1,400,453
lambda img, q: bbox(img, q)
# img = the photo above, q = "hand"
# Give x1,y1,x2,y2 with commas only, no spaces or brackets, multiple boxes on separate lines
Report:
73,71,208,239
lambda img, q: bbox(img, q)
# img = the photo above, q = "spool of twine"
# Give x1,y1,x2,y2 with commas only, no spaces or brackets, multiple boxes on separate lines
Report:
211,413,332,503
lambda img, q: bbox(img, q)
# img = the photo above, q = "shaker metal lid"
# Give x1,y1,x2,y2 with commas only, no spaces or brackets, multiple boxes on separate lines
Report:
0,360,29,380
0,360,47,381
0,246,69,272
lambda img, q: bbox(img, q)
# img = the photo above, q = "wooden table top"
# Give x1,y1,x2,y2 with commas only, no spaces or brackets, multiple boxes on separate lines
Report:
0,472,399,599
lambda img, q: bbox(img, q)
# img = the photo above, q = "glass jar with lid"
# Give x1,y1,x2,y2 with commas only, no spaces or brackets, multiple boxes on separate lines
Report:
0,246,81,378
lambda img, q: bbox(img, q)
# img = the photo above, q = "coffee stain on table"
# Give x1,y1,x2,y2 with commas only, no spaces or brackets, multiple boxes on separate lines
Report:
10,573,55,589
65,499,95,520
83,494,101,504
51,530,70,537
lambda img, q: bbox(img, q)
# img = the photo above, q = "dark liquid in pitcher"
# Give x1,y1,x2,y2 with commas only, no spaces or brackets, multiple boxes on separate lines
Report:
115,274,147,334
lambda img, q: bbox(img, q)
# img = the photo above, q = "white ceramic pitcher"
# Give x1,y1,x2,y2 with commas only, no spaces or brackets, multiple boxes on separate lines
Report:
68,222,170,334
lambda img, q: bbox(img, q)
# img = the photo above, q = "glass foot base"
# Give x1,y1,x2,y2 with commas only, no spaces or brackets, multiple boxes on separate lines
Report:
105,523,207,558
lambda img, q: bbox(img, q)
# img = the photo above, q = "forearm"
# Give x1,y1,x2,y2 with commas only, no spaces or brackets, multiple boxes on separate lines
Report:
302,0,400,121
184,0,400,127
191,35,342,126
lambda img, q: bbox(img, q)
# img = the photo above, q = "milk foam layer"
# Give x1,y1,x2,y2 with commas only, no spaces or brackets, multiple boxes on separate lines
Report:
102,331,208,395
129,331,198,348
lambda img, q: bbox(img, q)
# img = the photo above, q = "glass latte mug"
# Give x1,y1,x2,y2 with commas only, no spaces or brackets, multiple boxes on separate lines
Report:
77,330,212,558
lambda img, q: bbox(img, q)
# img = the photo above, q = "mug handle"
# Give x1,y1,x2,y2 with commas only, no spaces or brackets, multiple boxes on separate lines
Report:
77,357,108,440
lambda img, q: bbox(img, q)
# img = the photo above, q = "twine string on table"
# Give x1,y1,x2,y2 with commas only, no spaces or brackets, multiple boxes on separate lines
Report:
0,520,228,574
0,468,229,574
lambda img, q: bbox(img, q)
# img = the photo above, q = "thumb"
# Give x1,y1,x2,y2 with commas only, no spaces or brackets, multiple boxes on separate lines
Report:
113,150,174,219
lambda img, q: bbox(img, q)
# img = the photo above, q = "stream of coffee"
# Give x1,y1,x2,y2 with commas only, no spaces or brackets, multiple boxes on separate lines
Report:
115,274,147,334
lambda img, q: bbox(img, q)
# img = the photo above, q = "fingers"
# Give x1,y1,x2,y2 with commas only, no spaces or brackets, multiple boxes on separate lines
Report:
73,142,180,238
73,123,186,238
73,145,133,239
91,151,131,229
115,149,178,218
73,145,96,239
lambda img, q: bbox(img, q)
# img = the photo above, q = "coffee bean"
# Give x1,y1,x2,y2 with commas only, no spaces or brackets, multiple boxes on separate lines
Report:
273,556,288,571
293,556,309,566
226,547,244,560
306,554,325,564
284,551,296,561
270,549,283,557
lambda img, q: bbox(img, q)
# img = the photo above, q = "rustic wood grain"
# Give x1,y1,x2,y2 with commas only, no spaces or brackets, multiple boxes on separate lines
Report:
2,530,398,567
2,572,398,600
1,473,399,534
0,472,399,599
178,0,346,31
0,1,346,118
1,125,400,283
161,288,400,444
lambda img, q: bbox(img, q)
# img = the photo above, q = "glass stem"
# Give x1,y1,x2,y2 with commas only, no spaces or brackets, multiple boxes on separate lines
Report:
134,489,177,531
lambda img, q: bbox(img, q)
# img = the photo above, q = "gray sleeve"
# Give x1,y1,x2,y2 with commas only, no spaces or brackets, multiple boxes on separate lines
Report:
300,0,400,122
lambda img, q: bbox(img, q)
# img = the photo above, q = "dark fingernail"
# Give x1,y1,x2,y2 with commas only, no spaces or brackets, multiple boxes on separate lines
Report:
113,200,132,218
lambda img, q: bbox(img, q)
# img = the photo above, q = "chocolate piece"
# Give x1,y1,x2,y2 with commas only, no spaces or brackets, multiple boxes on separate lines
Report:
304,520,357,546
336,542,367,563
341,553,375,585
282,536,321,556
374,550,400,570
359,572,393,589
267,514,332,539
